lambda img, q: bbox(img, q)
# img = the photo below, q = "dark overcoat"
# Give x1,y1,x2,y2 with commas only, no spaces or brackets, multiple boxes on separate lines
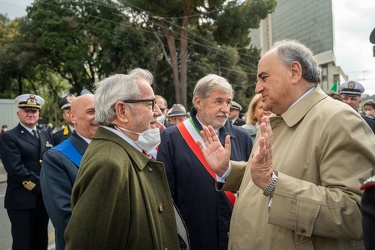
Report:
157,108,253,250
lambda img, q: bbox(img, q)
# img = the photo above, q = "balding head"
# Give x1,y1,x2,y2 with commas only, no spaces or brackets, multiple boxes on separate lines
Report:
70,94,98,139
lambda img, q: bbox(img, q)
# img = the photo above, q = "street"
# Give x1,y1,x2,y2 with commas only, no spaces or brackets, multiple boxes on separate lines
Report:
0,161,55,250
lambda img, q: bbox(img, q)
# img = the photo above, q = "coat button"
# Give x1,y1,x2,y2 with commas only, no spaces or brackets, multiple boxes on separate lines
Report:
158,204,164,213
39,160,43,163
300,228,307,235
148,167,153,172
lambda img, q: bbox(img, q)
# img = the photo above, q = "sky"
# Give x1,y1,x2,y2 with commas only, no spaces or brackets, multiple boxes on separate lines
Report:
1,0,375,94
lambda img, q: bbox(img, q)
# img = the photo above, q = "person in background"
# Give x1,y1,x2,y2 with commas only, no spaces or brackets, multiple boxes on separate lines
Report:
360,29,375,250
1,124,8,134
0,94,54,250
41,94,98,250
0,124,8,158
360,175,375,250
229,101,246,126
363,99,375,119
242,93,271,140
167,104,189,125
155,95,172,129
198,40,375,249
326,91,342,101
52,94,76,145
157,74,253,250
65,69,189,250
45,123,53,133
339,81,375,133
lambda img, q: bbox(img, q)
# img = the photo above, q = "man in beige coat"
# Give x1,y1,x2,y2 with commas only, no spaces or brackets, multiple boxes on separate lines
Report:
198,40,375,249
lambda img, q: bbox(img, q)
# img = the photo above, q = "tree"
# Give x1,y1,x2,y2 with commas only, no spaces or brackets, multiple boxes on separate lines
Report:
21,0,154,93
122,0,276,107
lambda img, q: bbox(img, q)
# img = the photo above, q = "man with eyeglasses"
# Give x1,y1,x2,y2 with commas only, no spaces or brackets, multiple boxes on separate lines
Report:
65,68,189,250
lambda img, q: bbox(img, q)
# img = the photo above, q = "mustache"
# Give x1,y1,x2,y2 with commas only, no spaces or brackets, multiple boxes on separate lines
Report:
216,113,228,118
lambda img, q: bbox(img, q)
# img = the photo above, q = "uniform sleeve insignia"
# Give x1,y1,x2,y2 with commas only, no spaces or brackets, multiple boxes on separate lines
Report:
22,180,36,191
360,175,375,190
52,127,63,135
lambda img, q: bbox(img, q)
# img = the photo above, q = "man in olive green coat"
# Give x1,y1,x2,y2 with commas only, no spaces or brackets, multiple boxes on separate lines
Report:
198,40,375,249
65,69,189,249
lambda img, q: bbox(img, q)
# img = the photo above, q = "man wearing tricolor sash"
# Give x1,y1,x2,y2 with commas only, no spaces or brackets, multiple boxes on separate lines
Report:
157,74,253,250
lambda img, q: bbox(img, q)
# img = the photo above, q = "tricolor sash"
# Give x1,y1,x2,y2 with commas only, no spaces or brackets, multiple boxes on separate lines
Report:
177,118,235,206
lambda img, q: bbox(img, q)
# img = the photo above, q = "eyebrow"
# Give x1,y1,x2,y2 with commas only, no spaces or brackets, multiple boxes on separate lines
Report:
257,72,268,78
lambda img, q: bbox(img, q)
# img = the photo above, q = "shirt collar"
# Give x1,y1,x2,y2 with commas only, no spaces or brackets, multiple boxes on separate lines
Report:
19,123,37,135
288,86,315,110
102,126,143,152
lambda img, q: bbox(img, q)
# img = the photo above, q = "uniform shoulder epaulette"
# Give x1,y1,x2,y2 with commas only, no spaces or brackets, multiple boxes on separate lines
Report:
52,127,63,135
360,175,375,190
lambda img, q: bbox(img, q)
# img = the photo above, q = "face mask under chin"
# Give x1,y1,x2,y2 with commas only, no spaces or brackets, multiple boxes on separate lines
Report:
116,126,161,154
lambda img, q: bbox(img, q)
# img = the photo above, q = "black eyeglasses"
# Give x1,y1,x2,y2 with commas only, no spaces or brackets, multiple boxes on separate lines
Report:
122,98,156,111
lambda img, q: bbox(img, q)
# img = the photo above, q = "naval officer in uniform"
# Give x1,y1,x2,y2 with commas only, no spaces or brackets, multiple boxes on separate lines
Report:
52,94,76,145
339,80,375,133
0,94,54,250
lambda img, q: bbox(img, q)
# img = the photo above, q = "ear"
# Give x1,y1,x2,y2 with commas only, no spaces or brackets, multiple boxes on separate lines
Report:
194,96,202,110
69,111,76,124
114,102,129,123
290,61,302,85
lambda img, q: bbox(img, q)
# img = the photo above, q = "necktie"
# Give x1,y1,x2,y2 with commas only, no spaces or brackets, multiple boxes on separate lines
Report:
32,129,39,140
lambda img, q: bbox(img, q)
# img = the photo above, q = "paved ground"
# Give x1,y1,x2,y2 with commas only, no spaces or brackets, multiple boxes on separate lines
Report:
0,160,6,184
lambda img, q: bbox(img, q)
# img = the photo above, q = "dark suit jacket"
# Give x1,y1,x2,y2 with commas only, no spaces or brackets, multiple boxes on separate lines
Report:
361,178,375,250
0,123,54,209
52,126,72,145
233,117,246,126
157,108,253,250
362,115,375,134
41,132,88,250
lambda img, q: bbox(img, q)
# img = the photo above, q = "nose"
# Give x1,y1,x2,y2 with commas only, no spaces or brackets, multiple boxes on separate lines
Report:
154,104,162,117
255,81,263,94
222,102,230,113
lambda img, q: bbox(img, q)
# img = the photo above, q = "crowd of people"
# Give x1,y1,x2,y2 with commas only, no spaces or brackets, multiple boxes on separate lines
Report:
0,39,374,250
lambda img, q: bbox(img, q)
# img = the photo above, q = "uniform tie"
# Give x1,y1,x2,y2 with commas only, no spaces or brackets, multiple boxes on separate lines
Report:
32,129,39,140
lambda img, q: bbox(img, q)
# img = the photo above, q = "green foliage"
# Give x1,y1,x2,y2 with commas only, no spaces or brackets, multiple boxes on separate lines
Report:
0,0,275,113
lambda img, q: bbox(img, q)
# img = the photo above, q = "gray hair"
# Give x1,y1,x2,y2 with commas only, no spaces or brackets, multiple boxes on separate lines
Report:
272,40,321,84
94,68,154,125
192,74,233,107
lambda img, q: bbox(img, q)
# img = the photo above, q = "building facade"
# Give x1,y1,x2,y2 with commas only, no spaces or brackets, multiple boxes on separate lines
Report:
250,0,347,91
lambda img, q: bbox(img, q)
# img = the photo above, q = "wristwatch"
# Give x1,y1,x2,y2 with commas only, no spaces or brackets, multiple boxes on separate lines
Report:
263,171,278,197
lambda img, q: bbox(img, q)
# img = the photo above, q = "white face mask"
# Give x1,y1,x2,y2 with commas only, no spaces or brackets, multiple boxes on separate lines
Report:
117,126,161,154
156,114,166,124
365,110,372,117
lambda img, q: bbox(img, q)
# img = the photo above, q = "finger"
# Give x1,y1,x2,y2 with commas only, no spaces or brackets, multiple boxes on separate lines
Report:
224,134,231,152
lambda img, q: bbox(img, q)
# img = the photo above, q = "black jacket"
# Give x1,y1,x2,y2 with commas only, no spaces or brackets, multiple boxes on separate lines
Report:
0,123,54,209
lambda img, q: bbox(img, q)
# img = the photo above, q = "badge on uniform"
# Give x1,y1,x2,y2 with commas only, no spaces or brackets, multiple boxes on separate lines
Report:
45,141,53,148
360,175,375,190
23,180,36,191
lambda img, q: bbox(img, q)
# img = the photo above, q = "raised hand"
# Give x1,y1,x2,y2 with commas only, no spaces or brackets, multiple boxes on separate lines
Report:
197,125,231,177
250,116,275,191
